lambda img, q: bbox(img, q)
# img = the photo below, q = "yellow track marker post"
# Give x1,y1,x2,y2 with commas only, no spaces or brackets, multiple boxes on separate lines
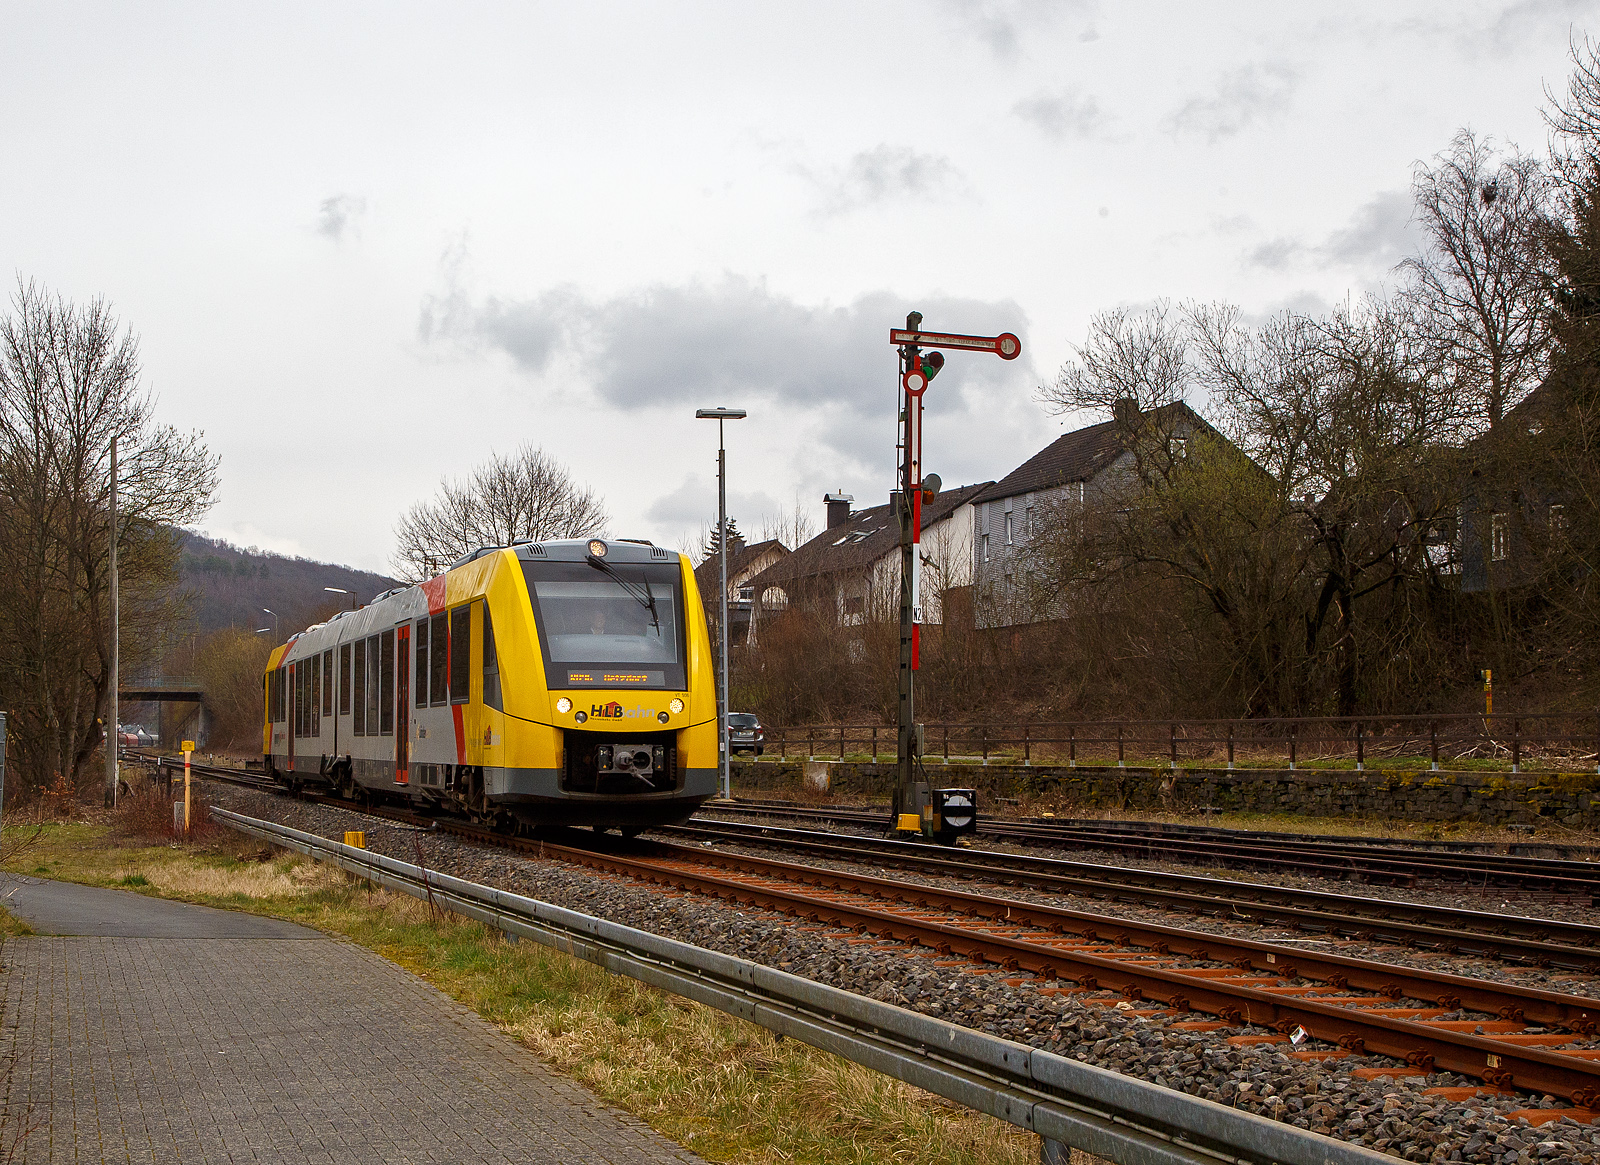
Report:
181,741,194,833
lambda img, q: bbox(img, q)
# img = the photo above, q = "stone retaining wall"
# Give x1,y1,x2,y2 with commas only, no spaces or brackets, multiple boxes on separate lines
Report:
730,759,1600,827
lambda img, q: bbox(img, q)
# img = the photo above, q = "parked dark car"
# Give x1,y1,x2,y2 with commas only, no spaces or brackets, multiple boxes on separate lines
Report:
728,713,764,756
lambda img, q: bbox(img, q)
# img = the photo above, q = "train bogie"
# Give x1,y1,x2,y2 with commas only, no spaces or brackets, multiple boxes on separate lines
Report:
263,540,717,830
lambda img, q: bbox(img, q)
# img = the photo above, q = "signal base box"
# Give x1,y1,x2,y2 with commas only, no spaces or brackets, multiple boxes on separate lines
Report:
932,788,977,844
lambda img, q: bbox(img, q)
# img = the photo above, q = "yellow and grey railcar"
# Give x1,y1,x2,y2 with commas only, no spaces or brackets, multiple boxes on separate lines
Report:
262,539,717,831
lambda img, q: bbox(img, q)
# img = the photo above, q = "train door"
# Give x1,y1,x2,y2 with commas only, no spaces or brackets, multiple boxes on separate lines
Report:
480,602,503,774
395,623,410,784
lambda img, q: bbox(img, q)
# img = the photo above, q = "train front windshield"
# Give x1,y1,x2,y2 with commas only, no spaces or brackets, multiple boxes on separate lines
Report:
524,561,687,690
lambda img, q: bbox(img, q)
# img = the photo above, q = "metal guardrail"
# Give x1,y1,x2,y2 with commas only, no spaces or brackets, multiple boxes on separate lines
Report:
212,806,1388,1165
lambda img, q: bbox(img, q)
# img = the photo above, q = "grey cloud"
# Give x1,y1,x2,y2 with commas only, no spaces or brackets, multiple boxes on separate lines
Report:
316,194,367,241
1013,89,1111,140
421,267,1035,481
1321,190,1418,266
811,146,966,216
940,0,1083,58
1244,190,1418,274
1166,64,1298,143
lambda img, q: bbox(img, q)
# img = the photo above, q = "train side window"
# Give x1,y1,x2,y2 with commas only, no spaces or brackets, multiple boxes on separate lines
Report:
379,629,395,736
275,667,285,723
353,639,367,735
449,606,470,704
429,613,448,705
482,603,502,711
310,658,321,736
339,644,352,715
295,664,305,738
366,635,381,731
322,650,333,717
415,619,429,707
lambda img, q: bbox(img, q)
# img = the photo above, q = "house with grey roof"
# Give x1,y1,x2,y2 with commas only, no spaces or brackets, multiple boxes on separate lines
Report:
693,534,789,645
972,401,1214,628
743,482,992,635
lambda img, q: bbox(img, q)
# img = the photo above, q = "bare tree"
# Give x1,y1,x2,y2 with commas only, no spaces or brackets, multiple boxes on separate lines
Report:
1401,129,1552,430
756,494,817,552
1037,302,1193,425
392,444,607,580
0,280,217,797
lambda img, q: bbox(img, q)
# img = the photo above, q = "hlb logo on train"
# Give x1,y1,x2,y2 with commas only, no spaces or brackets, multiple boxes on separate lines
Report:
590,702,659,720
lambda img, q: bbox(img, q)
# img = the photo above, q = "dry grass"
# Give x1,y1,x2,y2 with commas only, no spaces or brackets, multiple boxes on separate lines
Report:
0,821,1037,1165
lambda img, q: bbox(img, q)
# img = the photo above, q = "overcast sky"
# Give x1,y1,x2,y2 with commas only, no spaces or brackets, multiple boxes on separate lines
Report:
3,1,1595,573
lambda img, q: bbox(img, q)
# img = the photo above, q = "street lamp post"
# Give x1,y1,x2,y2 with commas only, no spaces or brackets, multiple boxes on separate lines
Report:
324,587,356,610
262,608,278,640
695,406,747,801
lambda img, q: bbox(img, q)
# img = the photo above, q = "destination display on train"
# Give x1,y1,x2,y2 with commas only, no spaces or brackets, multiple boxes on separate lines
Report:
566,670,665,687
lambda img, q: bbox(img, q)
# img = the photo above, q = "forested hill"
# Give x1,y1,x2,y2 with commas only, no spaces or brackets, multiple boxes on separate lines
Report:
179,533,401,637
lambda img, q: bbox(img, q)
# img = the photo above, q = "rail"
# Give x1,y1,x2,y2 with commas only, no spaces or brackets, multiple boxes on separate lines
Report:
211,807,1387,1165
758,712,1600,773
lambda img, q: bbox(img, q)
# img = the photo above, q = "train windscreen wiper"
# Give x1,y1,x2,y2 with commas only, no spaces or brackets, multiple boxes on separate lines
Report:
585,555,661,633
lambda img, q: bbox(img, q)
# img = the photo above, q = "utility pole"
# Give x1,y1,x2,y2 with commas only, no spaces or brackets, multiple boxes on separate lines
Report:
105,434,119,809
889,315,1020,836
695,407,747,800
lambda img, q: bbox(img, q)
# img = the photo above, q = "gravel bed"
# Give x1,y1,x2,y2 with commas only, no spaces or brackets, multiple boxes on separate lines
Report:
679,831,1600,997
209,786,1600,1163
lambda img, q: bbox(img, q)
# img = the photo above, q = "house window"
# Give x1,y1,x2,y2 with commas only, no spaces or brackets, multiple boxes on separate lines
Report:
1491,512,1510,561
1005,512,1013,546
1550,504,1567,538
982,533,990,563
1025,506,1034,538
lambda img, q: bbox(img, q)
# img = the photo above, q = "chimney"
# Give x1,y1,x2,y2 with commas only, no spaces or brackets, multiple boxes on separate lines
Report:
824,491,854,530
1112,397,1139,428
728,530,746,555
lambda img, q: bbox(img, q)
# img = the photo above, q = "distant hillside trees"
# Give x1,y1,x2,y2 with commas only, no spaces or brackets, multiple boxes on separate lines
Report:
0,281,216,799
392,444,607,582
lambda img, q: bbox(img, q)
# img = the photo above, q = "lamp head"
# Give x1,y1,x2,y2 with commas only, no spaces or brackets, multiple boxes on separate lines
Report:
695,408,747,420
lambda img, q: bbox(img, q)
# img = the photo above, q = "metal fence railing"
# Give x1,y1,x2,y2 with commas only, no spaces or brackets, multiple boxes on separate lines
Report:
759,713,1600,774
211,807,1388,1165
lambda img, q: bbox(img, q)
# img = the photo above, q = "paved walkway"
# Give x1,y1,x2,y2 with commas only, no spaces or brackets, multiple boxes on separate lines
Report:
0,877,708,1164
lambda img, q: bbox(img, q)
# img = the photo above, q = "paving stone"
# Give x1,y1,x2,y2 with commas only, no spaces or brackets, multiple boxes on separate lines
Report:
0,925,706,1163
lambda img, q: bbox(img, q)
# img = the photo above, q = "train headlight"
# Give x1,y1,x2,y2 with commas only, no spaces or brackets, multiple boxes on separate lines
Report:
555,697,572,714
587,539,607,558
658,711,669,724
668,698,684,714
574,711,587,723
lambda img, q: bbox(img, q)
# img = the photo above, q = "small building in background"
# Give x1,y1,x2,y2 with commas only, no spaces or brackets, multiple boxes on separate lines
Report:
693,534,789,645
744,483,991,635
972,400,1216,628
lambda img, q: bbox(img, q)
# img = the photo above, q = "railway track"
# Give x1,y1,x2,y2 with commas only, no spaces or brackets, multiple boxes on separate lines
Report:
707,799,1600,898
664,818,1600,970
143,754,1600,967
153,754,1600,1115
372,805,1600,1115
